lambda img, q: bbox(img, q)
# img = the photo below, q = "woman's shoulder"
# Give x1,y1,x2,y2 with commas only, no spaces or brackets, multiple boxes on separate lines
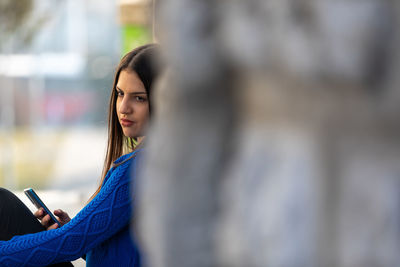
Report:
113,148,143,165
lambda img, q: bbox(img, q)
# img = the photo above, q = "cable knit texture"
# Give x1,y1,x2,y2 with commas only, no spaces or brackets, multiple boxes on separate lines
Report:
0,150,140,267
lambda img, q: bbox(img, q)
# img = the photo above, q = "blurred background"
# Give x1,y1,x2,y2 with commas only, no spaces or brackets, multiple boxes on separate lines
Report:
0,0,151,195
0,1,152,265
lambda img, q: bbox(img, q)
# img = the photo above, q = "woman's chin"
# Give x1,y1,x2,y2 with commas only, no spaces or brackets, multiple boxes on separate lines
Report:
124,133,142,139
123,131,136,138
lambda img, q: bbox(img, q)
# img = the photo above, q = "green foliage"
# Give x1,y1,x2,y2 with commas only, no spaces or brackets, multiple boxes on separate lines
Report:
122,25,151,55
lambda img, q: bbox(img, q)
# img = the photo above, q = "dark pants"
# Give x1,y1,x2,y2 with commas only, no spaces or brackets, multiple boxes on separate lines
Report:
0,187,74,267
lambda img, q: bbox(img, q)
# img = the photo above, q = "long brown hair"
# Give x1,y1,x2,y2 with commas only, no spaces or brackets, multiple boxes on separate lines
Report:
89,44,161,201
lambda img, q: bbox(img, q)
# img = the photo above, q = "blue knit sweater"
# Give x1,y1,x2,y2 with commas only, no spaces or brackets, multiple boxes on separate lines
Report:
0,150,141,267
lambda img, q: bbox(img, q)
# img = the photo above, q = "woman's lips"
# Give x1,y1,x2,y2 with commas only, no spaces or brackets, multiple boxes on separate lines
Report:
120,119,134,127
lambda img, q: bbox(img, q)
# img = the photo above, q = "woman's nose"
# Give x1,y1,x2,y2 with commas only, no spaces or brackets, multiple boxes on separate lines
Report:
119,97,132,114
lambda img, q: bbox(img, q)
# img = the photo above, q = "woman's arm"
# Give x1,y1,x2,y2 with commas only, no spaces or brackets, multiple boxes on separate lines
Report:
0,152,138,267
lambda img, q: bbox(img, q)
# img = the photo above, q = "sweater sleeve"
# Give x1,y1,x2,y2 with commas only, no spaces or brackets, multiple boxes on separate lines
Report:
0,152,138,267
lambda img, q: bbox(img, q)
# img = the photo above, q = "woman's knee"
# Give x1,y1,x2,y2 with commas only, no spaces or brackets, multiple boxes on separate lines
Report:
0,187,17,203
0,187,32,220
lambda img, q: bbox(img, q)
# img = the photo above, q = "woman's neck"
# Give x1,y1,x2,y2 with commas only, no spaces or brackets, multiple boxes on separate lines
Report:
136,136,145,146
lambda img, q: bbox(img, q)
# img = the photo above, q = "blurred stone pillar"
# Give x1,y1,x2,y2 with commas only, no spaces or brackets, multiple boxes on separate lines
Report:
135,0,400,267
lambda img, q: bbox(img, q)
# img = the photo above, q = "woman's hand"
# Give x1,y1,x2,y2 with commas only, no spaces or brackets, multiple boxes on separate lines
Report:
34,208,71,230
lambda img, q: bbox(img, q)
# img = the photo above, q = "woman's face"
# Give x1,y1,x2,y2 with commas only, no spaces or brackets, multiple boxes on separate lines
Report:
115,70,149,139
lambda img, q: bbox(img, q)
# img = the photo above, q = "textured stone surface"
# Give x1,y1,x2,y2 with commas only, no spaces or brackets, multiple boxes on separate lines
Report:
135,1,400,266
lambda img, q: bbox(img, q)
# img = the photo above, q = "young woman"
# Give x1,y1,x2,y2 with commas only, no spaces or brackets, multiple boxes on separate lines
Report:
0,44,161,266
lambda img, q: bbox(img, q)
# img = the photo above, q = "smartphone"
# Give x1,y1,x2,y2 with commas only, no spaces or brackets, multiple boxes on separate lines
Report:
24,188,61,227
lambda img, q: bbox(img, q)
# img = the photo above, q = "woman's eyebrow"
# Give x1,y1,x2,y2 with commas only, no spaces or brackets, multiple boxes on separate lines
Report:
116,86,147,95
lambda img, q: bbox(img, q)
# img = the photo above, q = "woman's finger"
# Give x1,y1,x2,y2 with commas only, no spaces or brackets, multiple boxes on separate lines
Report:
34,208,45,219
47,223,59,230
53,209,65,218
41,214,51,227
54,209,71,224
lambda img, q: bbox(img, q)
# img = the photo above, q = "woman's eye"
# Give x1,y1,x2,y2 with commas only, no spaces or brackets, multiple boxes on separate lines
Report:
116,90,123,97
135,96,147,102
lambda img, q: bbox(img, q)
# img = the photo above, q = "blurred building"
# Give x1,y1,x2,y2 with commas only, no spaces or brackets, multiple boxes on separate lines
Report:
0,0,120,128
